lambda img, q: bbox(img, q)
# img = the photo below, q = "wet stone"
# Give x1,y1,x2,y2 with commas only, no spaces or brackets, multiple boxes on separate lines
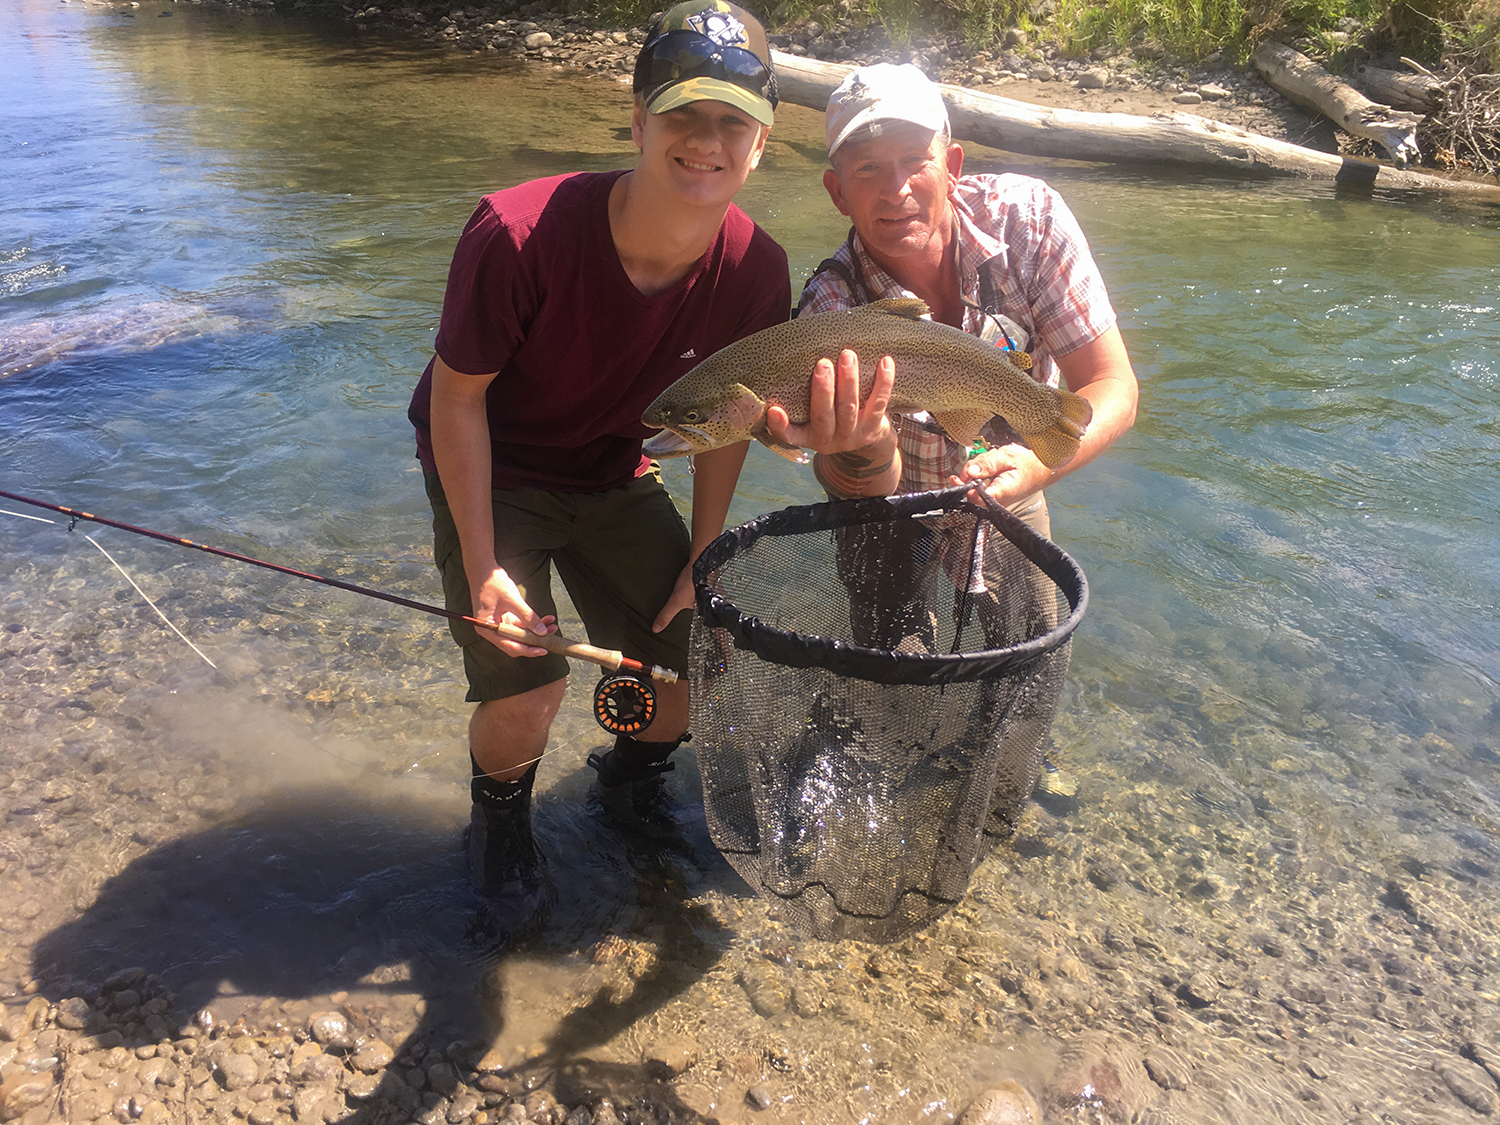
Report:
1181,972,1221,1008
643,1035,698,1079
1088,862,1123,891
1437,1060,1499,1114
351,1038,394,1073
447,1089,481,1120
427,1061,459,1096
292,1051,345,1086
1143,1047,1192,1090
738,964,788,1018
307,1012,348,1045
345,1073,380,1100
0,1070,56,1119
745,1084,774,1110
217,1051,260,1090
957,1080,1043,1123
54,996,91,1030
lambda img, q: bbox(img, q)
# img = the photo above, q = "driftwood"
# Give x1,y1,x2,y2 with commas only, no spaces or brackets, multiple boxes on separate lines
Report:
1353,62,1445,114
771,52,1500,196
1251,40,1424,166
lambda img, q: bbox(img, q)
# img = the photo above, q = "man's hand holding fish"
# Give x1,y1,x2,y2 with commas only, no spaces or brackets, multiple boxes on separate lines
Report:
765,348,902,497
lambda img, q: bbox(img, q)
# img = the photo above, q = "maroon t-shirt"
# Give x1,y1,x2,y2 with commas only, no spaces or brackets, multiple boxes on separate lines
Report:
408,170,791,492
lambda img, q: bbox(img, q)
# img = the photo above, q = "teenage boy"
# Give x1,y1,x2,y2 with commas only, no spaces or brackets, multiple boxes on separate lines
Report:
407,0,790,919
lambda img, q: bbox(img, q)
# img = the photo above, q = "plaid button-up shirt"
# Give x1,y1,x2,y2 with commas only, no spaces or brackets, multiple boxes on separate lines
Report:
796,173,1116,493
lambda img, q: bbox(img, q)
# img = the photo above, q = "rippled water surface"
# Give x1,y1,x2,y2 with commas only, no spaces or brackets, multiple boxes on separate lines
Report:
4,1,1500,1122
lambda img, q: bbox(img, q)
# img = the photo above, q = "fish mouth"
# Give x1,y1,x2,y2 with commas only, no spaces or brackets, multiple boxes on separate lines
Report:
642,429,704,458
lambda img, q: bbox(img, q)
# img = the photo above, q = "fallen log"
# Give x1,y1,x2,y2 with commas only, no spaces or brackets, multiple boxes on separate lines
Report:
1353,61,1445,114
1251,40,1424,165
771,52,1500,195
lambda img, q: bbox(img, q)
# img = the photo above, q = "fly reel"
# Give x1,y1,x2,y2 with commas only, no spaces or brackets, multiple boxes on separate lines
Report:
592,673,656,735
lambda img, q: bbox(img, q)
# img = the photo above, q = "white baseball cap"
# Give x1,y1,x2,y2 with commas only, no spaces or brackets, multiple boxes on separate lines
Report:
825,63,951,159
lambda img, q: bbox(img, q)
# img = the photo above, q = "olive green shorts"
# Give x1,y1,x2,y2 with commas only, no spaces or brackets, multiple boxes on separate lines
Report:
425,470,692,703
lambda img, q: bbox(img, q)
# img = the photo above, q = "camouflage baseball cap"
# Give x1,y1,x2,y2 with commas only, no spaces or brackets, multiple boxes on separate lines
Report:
633,0,778,127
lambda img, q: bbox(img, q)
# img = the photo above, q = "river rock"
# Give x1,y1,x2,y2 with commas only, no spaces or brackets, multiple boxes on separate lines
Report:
351,1038,395,1073
738,963,788,1018
643,1034,699,1079
1467,1040,1500,1086
1045,1035,1154,1122
216,1052,260,1091
1181,972,1220,1007
1028,65,1056,81
1077,69,1107,89
1173,91,1203,104
957,1080,1042,1123
1143,1047,1192,1090
0,1070,56,1120
308,1012,348,1045
292,1051,345,1086
524,31,552,49
1198,82,1231,99
1436,1060,1498,1114
426,1060,459,1096
52,996,91,1031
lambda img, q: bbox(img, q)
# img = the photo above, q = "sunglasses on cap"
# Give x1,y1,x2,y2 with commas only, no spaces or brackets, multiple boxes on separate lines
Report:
635,29,779,111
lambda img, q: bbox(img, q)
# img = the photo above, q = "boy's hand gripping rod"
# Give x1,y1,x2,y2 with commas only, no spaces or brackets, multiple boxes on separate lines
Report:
0,488,678,685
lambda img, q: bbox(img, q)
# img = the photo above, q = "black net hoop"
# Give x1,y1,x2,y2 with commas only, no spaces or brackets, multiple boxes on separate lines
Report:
689,487,1088,942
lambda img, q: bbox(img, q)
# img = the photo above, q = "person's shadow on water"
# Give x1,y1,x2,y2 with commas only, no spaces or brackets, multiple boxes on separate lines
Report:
31,781,736,1123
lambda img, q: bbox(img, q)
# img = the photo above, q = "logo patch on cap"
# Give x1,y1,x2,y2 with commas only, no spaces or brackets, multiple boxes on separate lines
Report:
687,8,746,46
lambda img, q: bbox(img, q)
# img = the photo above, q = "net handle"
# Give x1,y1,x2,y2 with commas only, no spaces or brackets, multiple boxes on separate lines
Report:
693,486,1089,686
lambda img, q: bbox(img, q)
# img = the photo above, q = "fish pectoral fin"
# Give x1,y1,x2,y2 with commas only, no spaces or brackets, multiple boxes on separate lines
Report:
750,414,811,464
931,409,994,450
1011,349,1034,372
868,297,932,321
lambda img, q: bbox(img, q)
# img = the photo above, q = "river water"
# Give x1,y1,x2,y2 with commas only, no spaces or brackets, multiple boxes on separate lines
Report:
3,2,1499,1122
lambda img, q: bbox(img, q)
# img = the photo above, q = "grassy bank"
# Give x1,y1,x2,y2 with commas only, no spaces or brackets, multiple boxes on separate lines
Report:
593,0,1496,65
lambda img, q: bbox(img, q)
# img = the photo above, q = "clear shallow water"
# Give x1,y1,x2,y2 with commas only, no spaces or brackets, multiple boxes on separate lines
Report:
3,1,1500,1122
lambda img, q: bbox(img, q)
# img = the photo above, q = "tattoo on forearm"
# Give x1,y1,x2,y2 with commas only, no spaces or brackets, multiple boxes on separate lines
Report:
829,447,894,479
814,442,896,498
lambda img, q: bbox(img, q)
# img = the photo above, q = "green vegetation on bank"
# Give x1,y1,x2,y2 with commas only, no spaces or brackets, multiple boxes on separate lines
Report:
602,0,1495,64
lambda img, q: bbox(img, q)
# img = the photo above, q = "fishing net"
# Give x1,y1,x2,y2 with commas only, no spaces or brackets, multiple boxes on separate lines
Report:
690,487,1087,943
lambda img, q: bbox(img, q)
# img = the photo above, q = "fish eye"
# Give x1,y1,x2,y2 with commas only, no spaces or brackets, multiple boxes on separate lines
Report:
683,410,703,423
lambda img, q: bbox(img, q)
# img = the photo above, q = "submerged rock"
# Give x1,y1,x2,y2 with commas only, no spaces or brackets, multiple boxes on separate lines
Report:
1045,1035,1154,1122
957,1080,1042,1123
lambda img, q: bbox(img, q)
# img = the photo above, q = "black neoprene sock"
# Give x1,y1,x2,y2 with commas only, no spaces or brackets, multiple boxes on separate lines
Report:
471,754,538,810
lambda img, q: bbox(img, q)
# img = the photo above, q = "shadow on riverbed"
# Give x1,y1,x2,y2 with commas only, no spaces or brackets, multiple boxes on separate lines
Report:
29,784,734,1121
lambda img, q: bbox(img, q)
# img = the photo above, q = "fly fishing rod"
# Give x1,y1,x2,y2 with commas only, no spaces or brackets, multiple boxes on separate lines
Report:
0,487,674,734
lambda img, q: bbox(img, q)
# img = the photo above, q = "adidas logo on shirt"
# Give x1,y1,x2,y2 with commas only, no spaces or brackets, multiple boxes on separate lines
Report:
679,348,696,359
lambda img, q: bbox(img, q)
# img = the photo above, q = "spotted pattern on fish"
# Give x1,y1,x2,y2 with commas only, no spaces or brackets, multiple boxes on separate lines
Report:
642,298,1092,467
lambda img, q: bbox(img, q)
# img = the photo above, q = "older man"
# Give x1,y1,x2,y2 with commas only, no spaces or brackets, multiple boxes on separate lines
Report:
769,63,1137,530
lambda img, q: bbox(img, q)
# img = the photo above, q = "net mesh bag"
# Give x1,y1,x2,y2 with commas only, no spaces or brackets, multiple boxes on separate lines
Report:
690,486,1088,943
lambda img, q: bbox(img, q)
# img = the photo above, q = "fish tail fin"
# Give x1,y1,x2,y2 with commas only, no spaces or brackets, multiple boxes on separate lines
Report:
1025,389,1094,468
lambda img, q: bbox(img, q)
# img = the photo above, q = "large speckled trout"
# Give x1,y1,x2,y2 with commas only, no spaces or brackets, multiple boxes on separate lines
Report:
642,298,1092,468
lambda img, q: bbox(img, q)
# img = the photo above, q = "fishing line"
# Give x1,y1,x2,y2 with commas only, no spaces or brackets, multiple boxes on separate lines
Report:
0,487,675,737
1,501,598,783
82,533,218,670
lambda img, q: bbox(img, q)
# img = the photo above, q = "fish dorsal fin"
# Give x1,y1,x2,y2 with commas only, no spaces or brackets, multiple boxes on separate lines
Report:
868,297,931,320
1010,348,1033,372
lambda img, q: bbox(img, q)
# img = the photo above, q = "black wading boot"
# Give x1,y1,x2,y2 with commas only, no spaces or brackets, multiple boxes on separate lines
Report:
467,757,547,930
586,734,689,843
